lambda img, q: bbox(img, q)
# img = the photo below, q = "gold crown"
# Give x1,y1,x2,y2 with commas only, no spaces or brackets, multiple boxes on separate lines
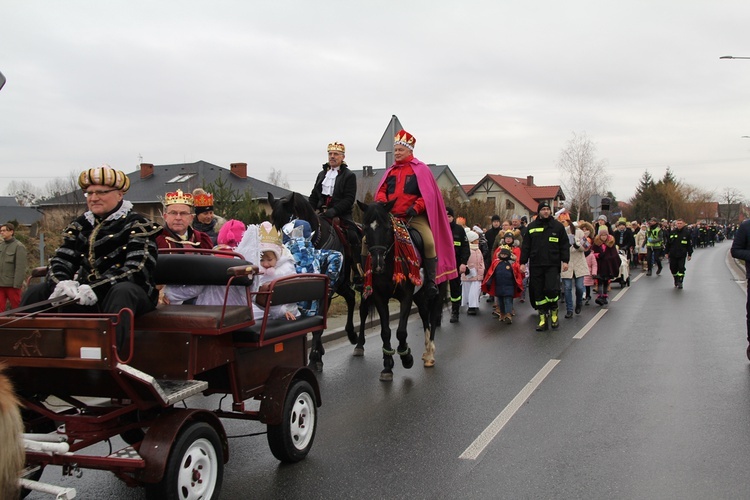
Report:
327,142,345,153
259,221,282,246
164,189,194,206
193,192,214,207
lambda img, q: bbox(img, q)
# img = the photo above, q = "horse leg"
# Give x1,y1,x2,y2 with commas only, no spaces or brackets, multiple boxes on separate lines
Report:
396,293,414,369
308,331,325,372
423,290,443,367
340,280,357,345
353,295,369,356
377,299,395,382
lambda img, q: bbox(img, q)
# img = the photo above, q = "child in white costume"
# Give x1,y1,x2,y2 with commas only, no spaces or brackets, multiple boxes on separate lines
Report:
166,221,298,321
461,230,485,314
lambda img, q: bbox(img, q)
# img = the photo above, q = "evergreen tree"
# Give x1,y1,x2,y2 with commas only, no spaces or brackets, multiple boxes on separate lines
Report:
202,174,266,224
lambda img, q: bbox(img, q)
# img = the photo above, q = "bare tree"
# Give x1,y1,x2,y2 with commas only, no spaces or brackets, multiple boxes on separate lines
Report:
267,168,291,189
556,132,610,220
720,186,745,224
6,180,41,206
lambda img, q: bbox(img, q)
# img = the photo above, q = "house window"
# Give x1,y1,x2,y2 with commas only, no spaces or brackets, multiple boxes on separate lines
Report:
487,197,496,208
166,174,197,183
505,199,515,210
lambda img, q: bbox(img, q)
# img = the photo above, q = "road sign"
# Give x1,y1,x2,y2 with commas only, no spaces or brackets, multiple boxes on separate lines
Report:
588,194,602,209
376,115,403,167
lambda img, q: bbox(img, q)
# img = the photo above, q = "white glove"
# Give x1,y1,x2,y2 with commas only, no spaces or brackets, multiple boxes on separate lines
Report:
76,284,98,306
49,280,80,305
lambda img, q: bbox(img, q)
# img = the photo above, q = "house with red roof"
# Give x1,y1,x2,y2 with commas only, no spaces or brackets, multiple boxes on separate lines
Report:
465,174,565,219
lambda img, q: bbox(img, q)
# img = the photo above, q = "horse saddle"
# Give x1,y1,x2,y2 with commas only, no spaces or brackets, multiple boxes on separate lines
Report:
407,226,424,265
326,216,362,259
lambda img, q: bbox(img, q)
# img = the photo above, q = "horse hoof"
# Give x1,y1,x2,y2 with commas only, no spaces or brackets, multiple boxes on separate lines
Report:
423,359,435,368
380,371,393,382
401,353,414,369
347,331,358,345
308,359,324,372
353,346,364,356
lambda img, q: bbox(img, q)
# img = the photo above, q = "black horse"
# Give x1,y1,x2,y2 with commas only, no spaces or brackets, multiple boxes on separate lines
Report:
355,200,445,381
268,192,359,371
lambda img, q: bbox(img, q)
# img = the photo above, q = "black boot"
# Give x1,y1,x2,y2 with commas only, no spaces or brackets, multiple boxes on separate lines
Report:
423,257,439,299
677,276,683,289
450,301,460,323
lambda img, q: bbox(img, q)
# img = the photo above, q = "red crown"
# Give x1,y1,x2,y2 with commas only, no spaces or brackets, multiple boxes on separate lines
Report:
394,129,416,150
193,192,214,207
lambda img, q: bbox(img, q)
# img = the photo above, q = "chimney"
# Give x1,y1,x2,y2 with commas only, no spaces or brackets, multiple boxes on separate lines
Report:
363,166,368,176
140,163,154,179
230,162,247,179
526,175,534,186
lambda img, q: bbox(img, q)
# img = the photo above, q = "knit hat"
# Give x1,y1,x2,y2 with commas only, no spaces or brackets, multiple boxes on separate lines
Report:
446,207,455,218
598,215,608,221
499,247,511,258
491,214,501,222
472,225,483,234
537,201,551,213
466,230,479,243
78,164,130,193
216,219,246,248
503,231,515,240
281,219,313,243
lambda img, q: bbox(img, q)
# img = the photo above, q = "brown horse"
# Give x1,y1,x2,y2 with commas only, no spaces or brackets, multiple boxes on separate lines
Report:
0,363,24,499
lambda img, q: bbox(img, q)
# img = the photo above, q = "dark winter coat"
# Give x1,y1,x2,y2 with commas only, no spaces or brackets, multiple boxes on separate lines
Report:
665,226,693,259
520,215,570,267
451,221,470,267
308,162,357,219
47,200,162,303
592,233,620,279
731,219,750,279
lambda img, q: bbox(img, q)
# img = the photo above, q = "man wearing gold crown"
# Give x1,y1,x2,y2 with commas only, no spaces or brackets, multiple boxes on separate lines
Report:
21,164,162,352
156,189,214,250
374,129,457,298
192,188,226,245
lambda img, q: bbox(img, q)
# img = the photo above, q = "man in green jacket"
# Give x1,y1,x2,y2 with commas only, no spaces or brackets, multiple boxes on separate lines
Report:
0,223,28,312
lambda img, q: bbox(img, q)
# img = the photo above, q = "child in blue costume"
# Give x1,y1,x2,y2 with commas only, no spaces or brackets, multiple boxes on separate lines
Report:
282,219,342,316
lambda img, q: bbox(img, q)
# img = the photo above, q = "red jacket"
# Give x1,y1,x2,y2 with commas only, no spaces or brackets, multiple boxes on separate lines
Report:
375,163,426,216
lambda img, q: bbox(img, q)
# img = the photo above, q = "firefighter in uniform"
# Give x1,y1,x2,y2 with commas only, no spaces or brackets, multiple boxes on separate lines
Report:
645,217,664,276
664,217,693,289
520,201,570,331
446,207,470,323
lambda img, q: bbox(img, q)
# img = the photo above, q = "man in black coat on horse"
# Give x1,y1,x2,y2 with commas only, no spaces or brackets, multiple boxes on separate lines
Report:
308,141,362,280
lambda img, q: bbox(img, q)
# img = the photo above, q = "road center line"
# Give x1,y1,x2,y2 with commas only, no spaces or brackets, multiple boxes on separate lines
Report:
572,309,608,339
459,359,560,460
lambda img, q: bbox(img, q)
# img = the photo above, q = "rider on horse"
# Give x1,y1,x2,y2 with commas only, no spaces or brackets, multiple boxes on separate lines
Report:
308,141,362,281
373,129,457,298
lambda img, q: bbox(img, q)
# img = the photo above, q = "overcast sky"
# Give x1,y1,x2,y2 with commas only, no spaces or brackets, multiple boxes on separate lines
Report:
2,0,750,205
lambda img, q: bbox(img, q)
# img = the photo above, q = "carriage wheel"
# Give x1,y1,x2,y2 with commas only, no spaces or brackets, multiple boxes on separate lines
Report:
267,380,317,463
145,421,223,500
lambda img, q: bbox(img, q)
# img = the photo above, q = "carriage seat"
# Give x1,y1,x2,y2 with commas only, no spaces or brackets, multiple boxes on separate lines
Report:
135,254,255,333
232,273,329,345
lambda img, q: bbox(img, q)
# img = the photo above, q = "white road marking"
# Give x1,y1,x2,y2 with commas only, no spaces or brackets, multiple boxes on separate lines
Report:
459,359,560,460
572,309,608,339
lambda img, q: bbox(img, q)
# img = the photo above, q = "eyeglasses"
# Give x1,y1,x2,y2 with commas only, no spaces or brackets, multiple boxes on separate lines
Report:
84,188,118,197
166,211,193,217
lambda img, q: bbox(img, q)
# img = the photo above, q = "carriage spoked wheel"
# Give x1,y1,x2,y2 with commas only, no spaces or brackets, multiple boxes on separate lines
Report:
146,421,223,500
267,380,318,463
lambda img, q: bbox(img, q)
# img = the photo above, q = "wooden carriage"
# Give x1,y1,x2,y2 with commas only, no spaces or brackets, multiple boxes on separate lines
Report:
0,250,329,499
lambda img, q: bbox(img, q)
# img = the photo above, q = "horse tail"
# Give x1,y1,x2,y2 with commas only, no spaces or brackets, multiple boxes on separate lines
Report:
0,363,24,500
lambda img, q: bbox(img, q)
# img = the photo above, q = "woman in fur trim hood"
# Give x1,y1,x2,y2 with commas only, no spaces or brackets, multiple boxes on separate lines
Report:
592,226,620,306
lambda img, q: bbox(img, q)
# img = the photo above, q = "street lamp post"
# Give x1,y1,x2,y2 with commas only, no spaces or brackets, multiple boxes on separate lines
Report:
720,56,750,59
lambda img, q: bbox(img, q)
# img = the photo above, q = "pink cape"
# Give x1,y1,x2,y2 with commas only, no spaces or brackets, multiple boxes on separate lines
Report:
376,157,457,284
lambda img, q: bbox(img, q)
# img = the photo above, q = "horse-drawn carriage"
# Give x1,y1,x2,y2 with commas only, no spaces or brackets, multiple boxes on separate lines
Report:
1,250,329,499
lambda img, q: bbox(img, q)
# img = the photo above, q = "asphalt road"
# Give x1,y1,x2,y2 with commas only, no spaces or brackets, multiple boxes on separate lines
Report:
28,242,750,499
